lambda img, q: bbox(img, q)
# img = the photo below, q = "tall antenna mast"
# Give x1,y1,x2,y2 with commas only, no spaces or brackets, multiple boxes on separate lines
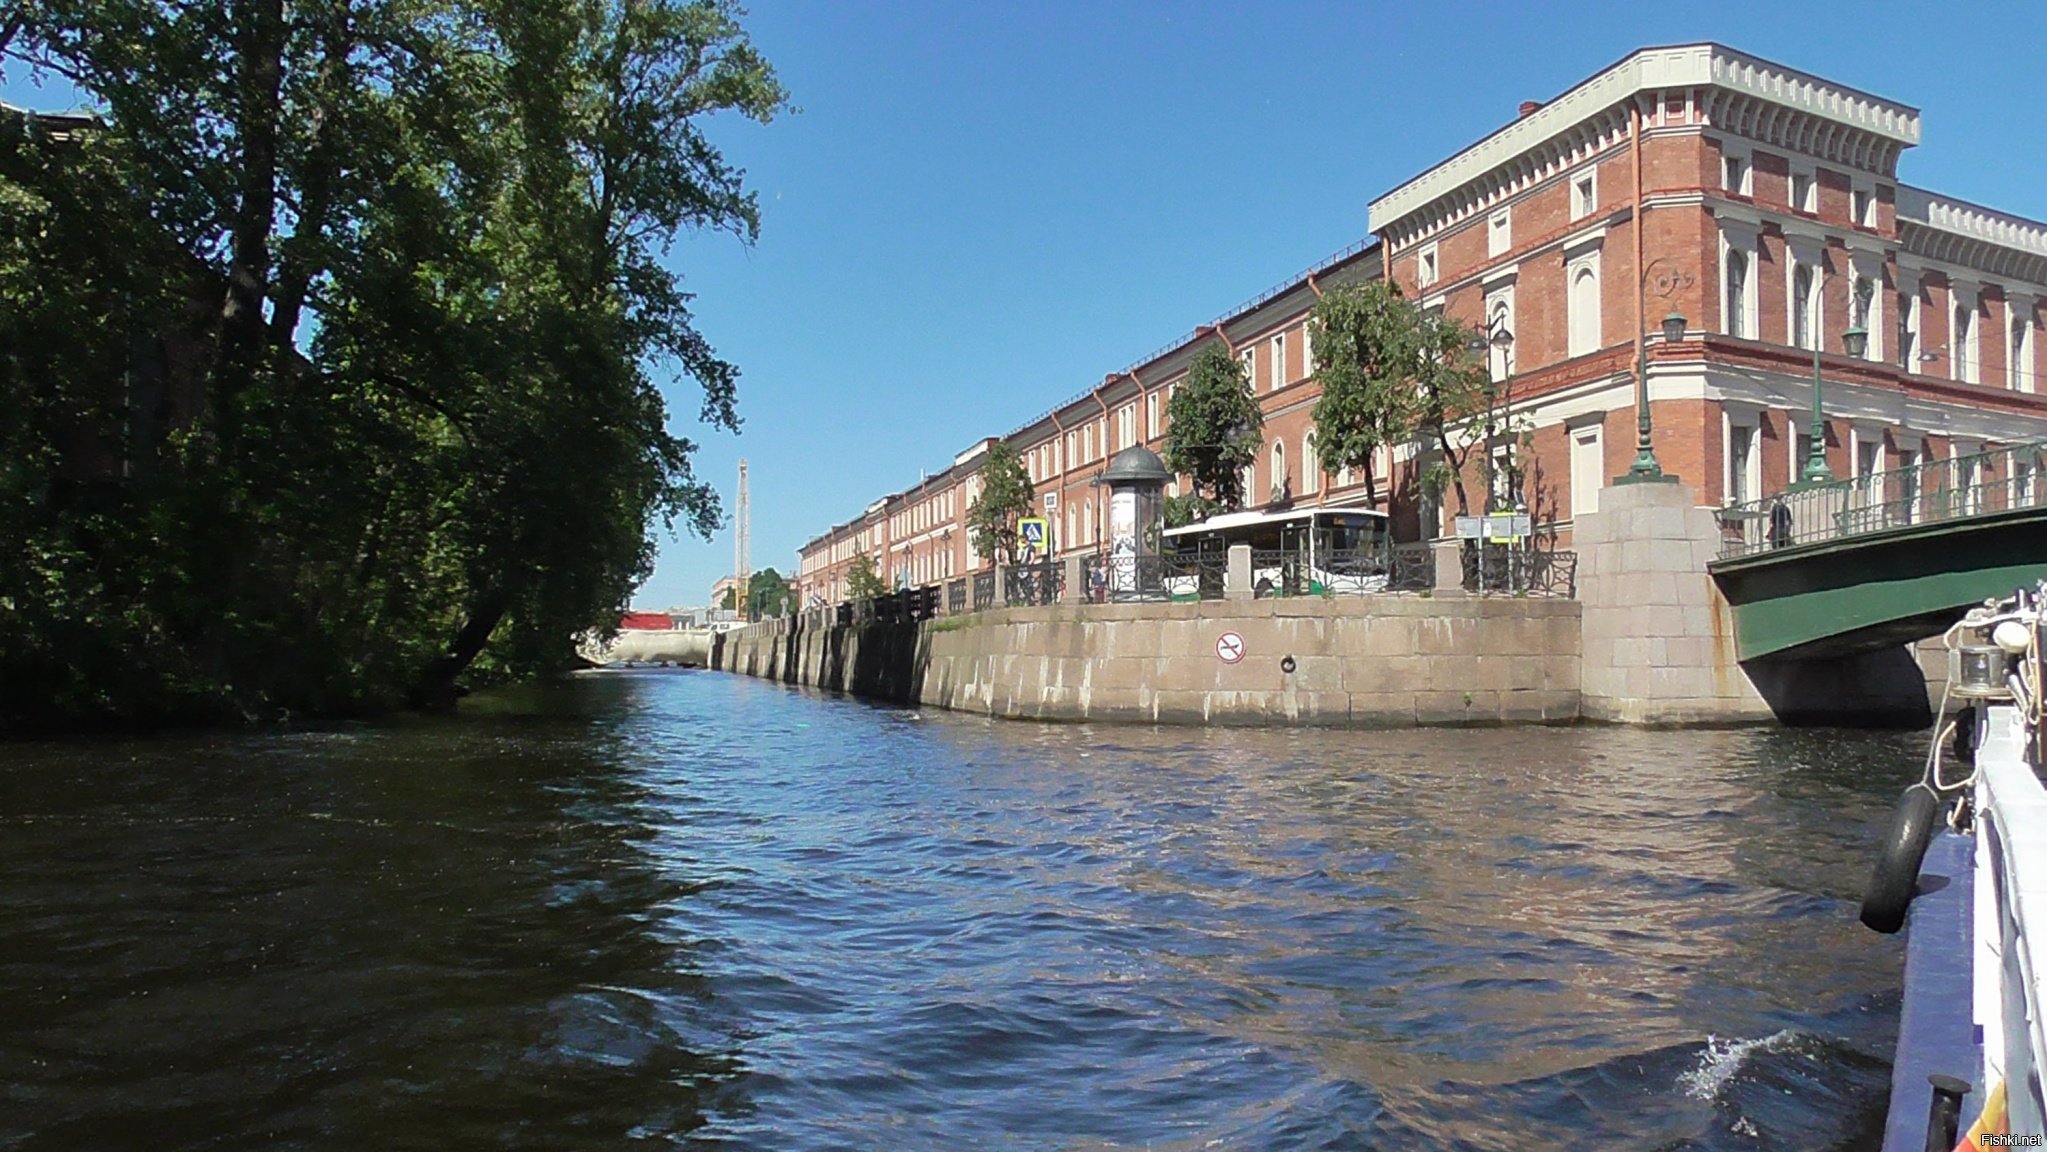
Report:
734,458,751,619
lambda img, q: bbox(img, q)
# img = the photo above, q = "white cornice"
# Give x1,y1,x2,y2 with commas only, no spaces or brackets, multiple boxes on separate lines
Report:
1897,185,2047,286
1370,43,1920,240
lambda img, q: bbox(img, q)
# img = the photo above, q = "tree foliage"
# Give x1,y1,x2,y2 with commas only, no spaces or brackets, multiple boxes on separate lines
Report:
1307,281,1492,519
844,552,883,601
746,567,791,618
1162,343,1263,512
965,441,1035,564
0,1,786,729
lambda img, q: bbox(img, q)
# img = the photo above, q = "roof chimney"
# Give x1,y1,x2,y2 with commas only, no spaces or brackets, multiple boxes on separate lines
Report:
1519,100,1543,118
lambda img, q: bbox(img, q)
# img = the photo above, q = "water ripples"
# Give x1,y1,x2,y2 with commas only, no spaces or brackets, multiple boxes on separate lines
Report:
0,669,1917,1149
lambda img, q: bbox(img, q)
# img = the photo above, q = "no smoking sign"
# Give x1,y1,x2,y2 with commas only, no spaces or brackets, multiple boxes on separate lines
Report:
1215,631,1245,665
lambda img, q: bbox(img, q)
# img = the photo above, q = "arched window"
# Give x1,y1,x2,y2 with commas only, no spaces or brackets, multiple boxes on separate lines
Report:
1240,461,1257,508
1726,249,1749,338
1488,301,1514,377
1793,264,1814,349
1955,303,1975,383
1568,264,1601,357
1270,440,1287,502
1302,431,1319,495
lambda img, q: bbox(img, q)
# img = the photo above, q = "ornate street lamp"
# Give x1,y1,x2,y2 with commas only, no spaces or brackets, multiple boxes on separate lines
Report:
1467,323,1516,513
1620,309,1688,482
1793,324,1870,487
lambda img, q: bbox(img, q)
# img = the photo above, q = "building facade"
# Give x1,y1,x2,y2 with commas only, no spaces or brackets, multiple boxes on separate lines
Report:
794,44,2047,608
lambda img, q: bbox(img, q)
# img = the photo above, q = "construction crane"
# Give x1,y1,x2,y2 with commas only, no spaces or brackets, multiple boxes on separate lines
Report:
734,459,750,620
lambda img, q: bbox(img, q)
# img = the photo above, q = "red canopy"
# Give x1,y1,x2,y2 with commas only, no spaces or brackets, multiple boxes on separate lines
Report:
618,612,673,631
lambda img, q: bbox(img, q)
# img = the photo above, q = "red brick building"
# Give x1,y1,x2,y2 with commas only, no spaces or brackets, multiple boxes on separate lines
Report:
796,44,2047,608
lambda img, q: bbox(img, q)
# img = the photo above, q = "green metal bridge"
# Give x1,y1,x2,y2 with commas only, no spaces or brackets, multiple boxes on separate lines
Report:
1710,442,2047,661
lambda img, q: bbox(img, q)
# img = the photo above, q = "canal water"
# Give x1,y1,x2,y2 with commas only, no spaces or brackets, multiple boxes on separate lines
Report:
0,670,1918,1150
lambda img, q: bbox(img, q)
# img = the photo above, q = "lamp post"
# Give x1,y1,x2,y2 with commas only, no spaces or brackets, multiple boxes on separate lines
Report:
1466,322,1516,513
1619,259,1693,484
1790,323,1870,488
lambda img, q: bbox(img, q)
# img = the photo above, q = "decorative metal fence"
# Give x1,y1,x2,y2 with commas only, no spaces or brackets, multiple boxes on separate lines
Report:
1389,543,1435,592
1084,553,1226,602
970,571,997,612
945,578,967,617
1717,442,2047,560
1004,560,1063,607
1460,543,1577,597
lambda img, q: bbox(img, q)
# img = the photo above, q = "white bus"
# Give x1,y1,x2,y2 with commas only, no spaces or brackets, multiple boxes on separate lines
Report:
1161,507,1393,597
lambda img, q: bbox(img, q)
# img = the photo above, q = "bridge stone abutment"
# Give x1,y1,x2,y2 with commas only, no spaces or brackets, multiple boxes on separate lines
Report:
1577,480,1934,726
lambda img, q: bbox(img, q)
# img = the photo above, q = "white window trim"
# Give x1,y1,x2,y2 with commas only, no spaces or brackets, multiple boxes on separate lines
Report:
1786,241,1825,353
2006,296,2035,394
1789,162,1817,214
1847,249,1885,363
1721,409,1761,507
1952,283,1980,384
1566,250,1603,358
1569,421,1604,518
1487,208,1511,258
1718,140,1753,196
1571,168,1598,222
1720,224,1760,339
1416,241,1440,289
1270,331,1287,391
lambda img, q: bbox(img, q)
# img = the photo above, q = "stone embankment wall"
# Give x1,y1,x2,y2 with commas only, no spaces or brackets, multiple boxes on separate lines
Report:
711,596,1581,727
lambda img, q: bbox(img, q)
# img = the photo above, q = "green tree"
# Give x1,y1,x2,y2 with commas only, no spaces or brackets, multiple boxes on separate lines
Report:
965,441,1035,563
845,552,883,600
1162,343,1264,511
1308,282,1492,520
1162,493,1220,529
747,567,792,618
0,0,788,728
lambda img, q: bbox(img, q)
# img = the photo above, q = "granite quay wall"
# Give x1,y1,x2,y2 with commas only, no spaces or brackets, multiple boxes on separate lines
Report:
711,596,1582,727
1576,480,1939,726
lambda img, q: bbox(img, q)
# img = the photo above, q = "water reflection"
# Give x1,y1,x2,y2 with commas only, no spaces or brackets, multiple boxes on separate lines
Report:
0,670,1918,1151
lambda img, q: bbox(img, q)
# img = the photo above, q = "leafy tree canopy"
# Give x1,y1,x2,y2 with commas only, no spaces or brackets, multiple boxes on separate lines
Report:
845,552,883,601
0,0,786,729
1308,282,1492,520
1162,343,1263,511
965,441,1035,563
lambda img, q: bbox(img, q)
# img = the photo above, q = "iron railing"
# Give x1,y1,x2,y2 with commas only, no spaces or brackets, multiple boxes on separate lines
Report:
971,571,997,612
1389,543,1435,592
1085,553,1225,602
1717,442,2047,560
1004,560,1063,607
945,578,966,617
1460,543,1577,597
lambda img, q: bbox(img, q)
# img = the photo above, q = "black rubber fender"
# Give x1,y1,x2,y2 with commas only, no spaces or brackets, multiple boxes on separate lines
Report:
1860,783,1942,935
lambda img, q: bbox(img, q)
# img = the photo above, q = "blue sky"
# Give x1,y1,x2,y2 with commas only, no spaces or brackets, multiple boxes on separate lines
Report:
8,2,2044,609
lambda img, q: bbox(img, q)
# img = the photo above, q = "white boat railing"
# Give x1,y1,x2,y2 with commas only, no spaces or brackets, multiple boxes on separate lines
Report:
1974,701,2047,1133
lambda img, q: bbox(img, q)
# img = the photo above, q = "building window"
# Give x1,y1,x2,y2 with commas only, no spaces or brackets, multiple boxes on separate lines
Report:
1270,441,1287,503
1567,262,1601,357
1241,461,1257,508
1485,291,1514,379
1723,154,1749,195
1725,421,1758,505
1853,188,1872,227
1792,170,1814,214
1146,392,1160,439
1417,244,1439,289
1239,348,1255,388
1302,431,1319,495
1899,286,1920,369
1271,332,1286,390
1792,263,1814,350
1955,301,1977,383
2012,314,2033,393
1570,424,1603,517
1571,172,1596,220
1488,208,1511,257
1855,432,1884,502
1725,247,1749,338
